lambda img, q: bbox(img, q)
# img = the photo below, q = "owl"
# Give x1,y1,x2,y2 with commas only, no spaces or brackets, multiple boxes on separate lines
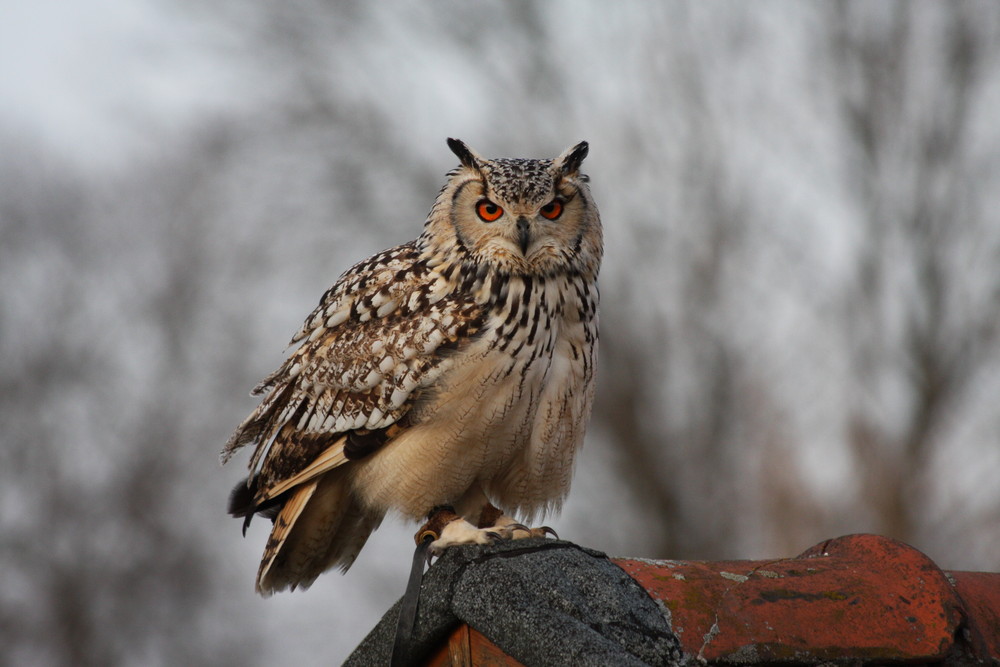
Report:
222,138,602,595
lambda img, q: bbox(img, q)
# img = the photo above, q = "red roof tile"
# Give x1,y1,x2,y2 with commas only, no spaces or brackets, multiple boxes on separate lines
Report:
614,533,998,663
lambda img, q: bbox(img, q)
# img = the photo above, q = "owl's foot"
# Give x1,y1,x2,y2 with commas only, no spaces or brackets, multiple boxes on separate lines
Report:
475,502,558,540
427,518,501,556
505,524,558,539
414,505,557,559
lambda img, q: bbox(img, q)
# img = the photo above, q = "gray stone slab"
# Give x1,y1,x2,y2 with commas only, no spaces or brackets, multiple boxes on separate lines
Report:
344,539,681,666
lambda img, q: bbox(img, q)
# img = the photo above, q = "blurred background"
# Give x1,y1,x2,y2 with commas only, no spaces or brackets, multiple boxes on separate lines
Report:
2,1,999,664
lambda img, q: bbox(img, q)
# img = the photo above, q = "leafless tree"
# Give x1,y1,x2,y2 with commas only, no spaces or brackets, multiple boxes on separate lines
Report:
0,130,260,665
828,1,1000,550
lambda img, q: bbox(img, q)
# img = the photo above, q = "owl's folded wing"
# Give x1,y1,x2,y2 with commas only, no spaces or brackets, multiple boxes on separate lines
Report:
221,239,487,500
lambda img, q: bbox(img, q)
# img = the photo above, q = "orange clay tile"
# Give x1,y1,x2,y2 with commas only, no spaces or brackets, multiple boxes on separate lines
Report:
613,534,987,663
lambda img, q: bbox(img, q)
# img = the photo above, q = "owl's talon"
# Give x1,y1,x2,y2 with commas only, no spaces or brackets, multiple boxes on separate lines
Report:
481,521,560,541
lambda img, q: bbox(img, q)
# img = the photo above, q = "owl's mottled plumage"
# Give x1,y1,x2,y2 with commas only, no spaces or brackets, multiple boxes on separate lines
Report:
223,139,602,594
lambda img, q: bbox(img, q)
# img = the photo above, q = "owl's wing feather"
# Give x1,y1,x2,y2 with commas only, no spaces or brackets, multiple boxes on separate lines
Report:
222,240,486,500
255,435,348,503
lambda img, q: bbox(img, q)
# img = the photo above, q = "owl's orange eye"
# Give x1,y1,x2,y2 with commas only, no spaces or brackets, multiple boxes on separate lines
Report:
539,199,563,220
476,200,504,222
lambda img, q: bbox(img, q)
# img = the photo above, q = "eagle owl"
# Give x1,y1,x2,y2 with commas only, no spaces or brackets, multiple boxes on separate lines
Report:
222,138,602,595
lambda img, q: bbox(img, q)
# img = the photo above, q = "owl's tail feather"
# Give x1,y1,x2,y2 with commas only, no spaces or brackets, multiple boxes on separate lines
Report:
253,469,381,596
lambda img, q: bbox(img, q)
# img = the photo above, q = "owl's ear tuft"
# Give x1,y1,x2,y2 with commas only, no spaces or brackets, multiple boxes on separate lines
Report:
447,138,482,170
556,141,589,177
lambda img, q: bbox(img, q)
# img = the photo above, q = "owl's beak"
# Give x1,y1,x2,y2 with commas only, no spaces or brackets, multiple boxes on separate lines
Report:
516,216,531,255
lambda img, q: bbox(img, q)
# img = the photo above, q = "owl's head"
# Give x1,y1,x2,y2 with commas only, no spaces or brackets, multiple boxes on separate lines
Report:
421,138,602,278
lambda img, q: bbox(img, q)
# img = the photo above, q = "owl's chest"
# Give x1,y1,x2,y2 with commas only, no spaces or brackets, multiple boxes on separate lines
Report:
351,273,598,516
424,274,597,422
502,270,593,337
475,272,590,365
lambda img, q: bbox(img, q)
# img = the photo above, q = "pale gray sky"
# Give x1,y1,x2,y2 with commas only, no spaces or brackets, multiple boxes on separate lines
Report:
0,0,259,167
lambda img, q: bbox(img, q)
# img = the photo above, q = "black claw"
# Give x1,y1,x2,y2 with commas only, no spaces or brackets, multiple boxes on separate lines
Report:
508,523,530,533
541,526,559,539
485,531,503,542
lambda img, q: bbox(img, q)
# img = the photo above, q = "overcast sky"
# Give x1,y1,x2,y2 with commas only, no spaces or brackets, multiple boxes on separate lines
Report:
0,0,258,167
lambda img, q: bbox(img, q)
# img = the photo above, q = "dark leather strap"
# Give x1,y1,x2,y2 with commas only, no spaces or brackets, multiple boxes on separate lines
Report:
390,534,433,666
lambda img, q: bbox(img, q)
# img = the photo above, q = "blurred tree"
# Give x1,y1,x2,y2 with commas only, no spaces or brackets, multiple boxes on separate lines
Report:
590,1,1000,565
0,130,260,666
828,1,1000,550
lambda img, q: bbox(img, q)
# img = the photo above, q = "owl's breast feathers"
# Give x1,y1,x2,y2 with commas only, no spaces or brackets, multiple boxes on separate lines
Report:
222,238,598,519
